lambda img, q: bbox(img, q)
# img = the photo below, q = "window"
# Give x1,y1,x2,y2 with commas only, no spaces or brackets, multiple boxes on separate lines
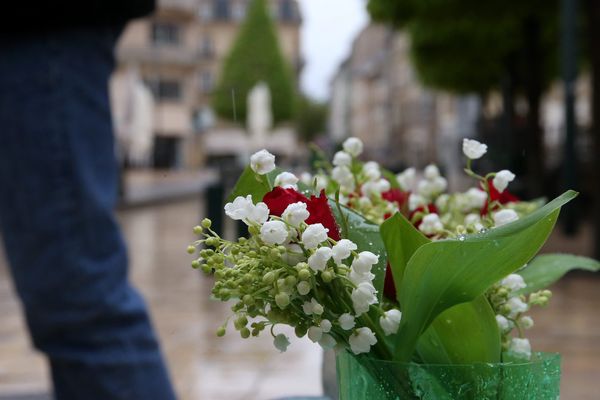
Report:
232,1,246,20
200,71,213,94
201,35,213,58
279,0,295,21
151,22,181,46
213,0,230,20
199,2,213,21
146,79,183,101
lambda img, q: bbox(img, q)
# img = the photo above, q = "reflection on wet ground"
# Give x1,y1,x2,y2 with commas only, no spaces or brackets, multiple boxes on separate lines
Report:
0,198,598,399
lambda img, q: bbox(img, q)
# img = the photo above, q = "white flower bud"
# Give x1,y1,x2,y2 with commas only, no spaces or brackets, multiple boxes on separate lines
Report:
462,138,487,160
274,171,299,189
435,193,449,211
351,282,378,316
282,202,310,227
351,251,379,274
397,167,416,191
307,246,332,271
273,334,290,352
380,309,402,336
250,149,276,174
301,223,329,249
496,315,512,332
260,220,289,244
508,338,531,360
318,333,337,349
424,164,440,180
333,151,352,167
332,165,353,185
362,179,390,197
297,281,311,295
349,269,375,286
338,313,356,330
349,327,377,354
494,209,519,227
418,213,443,236
320,319,332,333
493,170,516,193
331,239,358,264
362,161,381,181
302,298,323,315
500,274,527,292
464,213,481,227
343,137,363,157
520,316,534,329
307,326,323,342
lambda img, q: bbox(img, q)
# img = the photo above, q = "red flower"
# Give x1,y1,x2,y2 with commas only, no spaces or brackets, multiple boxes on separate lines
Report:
262,187,341,240
408,203,438,223
384,262,397,301
382,188,409,209
480,179,519,215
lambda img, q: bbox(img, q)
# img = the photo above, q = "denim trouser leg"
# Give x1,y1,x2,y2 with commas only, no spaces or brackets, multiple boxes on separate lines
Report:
0,29,176,399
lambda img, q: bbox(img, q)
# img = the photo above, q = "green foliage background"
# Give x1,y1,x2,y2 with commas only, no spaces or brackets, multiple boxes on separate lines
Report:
212,0,296,124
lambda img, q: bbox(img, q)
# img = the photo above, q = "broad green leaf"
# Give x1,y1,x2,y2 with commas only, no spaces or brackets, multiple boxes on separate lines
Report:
331,202,387,301
381,212,429,301
417,296,501,364
393,190,577,361
517,253,600,294
227,166,280,202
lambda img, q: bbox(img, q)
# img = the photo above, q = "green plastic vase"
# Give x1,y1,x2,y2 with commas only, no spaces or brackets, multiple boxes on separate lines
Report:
336,350,561,400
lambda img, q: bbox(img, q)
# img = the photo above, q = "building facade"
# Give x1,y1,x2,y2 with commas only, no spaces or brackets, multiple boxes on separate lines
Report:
112,0,301,169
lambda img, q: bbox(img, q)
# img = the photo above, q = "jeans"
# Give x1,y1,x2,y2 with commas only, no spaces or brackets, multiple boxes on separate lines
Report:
0,28,177,399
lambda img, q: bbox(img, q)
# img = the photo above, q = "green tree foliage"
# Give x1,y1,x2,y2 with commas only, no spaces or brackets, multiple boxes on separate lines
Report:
212,0,296,124
295,96,328,142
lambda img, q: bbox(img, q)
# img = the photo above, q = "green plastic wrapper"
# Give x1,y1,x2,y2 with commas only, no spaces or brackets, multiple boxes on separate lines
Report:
336,351,561,400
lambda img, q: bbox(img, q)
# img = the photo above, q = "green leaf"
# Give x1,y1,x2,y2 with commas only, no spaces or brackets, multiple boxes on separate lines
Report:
381,213,430,302
517,253,600,294
382,168,400,189
417,296,501,364
393,190,577,361
227,166,280,202
331,202,387,301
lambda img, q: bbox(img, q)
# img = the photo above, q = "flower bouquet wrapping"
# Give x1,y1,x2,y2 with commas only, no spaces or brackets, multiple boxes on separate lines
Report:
188,138,599,399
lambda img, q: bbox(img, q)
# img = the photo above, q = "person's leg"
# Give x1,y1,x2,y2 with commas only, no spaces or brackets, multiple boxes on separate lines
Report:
0,28,176,400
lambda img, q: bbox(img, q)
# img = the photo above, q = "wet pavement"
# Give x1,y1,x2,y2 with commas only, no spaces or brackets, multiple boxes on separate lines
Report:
0,198,598,399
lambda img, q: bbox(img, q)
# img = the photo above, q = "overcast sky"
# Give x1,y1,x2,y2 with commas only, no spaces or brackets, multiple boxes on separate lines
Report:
297,0,368,101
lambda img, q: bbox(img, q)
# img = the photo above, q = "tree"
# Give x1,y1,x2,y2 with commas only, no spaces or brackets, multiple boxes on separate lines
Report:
212,0,296,124
367,0,560,198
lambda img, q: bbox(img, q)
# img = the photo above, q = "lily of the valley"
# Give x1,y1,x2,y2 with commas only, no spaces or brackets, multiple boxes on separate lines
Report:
494,209,519,227
274,171,299,189
250,149,276,175
343,137,364,157
493,170,516,193
462,138,488,160
349,327,377,354
380,309,402,336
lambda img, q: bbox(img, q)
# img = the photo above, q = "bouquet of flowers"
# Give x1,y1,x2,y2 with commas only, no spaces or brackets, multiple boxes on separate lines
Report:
188,138,598,399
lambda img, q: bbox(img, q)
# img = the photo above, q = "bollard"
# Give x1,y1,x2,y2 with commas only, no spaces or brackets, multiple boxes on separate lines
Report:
205,181,224,237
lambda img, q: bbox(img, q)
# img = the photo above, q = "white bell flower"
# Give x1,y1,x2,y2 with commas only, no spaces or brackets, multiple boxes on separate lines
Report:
418,213,443,236
320,319,332,333
349,270,375,286
363,161,381,181
462,138,488,160
465,188,488,209
397,167,416,191
307,246,332,271
331,239,357,264
508,338,531,360
362,179,390,197
343,137,363,157
435,194,450,211
351,251,379,274
464,213,481,227
506,296,529,318
250,149,276,174
318,334,337,349
302,298,323,315
351,282,378,316
273,334,291,352
409,193,427,211
333,151,352,167
301,223,329,249
494,209,519,227
338,313,356,330
424,164,440,180
417,177,447,198
247,202,269,225
260,220,288,244
274,171,299,189
349,327,377,355
495,315,512,332
300,172,313,186
493,170,516,193
380,309,402,336
500,274,527,292
224,195,254,220
282,202,310,227
307,326,323,342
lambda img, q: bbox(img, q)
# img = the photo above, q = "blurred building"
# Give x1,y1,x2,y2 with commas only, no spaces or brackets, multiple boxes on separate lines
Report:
112,0,301,169
329,24,479,188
